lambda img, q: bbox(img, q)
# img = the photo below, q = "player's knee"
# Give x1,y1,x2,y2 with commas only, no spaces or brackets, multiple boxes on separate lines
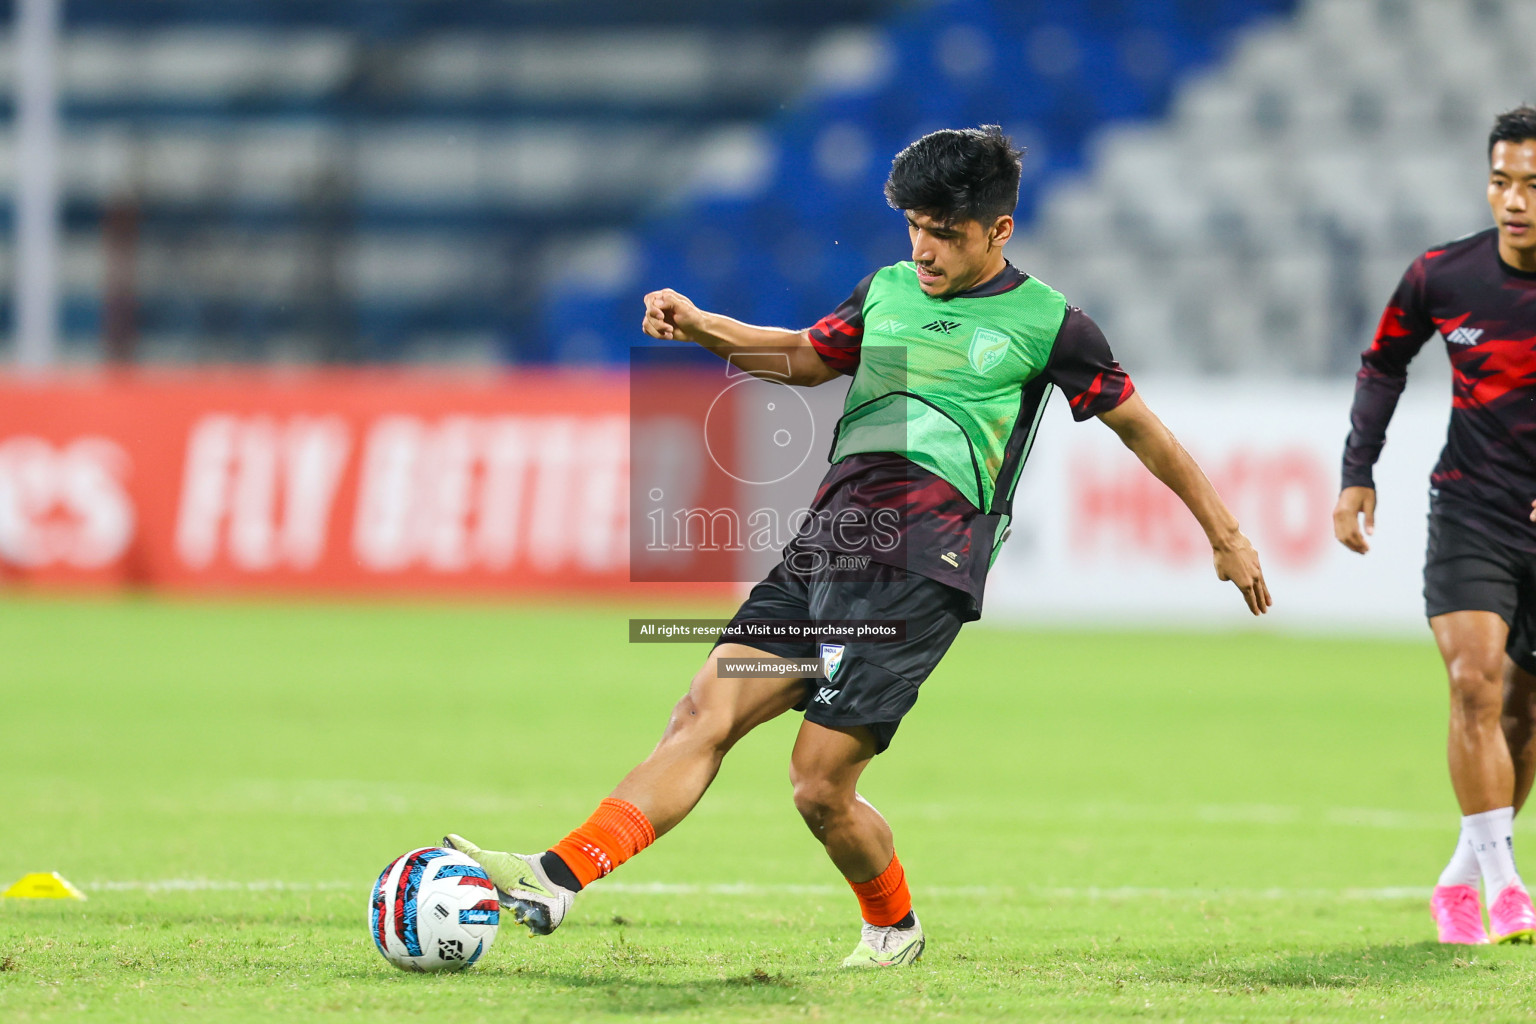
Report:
662,692,733,750
1448,655,1504,717
666,692,699,729
790,773,853,825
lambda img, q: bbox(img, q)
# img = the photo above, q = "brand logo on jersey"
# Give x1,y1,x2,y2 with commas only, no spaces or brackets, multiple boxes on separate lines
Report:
813,686,841,704
819,643,845,681
923,320,961,334
940,551,959,567
968,327,1010,374
871,318,907,334
1446,326,1484,346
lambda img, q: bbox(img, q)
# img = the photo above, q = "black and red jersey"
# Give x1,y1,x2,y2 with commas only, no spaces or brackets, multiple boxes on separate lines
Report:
795,262,1134,614
1343,228,1536,550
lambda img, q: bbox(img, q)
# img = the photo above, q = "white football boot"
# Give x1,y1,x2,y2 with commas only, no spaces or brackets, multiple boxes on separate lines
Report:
441,834,574,936
841,912,925,967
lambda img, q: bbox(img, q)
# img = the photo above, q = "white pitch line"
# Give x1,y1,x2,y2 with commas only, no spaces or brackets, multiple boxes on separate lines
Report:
88,879,358,893
83,879,1433,901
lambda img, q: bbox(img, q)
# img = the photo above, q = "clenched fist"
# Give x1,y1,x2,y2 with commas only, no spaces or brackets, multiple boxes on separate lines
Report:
641,289,710,344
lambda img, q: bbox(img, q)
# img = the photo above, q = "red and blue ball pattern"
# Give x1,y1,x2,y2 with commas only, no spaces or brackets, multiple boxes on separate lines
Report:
369,846,499,972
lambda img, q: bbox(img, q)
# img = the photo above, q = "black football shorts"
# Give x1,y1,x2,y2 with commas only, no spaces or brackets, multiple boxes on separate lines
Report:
714,559,968,753
1423,513,1536,674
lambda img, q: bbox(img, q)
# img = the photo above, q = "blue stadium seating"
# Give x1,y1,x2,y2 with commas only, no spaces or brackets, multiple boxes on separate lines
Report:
541,0,1296,364
0,0,1297,364
2,0,893,362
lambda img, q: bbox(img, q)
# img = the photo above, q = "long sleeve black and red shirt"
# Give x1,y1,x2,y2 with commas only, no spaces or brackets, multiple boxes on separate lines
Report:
1343,228,1536,551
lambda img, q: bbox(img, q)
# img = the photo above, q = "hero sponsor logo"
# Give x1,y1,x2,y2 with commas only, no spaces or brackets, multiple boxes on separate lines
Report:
1070,444,1331,569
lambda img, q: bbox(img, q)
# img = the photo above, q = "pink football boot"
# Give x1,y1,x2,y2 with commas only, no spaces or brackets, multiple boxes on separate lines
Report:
1431,885,1489,944
1487,884,1536,944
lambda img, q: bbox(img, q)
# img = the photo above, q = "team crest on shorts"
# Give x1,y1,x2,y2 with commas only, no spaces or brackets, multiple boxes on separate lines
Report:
819,643,845,680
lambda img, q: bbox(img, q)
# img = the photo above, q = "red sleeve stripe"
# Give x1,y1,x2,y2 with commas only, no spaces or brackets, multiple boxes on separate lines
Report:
1068,373,1134,416
1069,371,1105,413
814,314,859,338
1113,376,1135,408
808,313,861,374
1370,305,1415,346
809,333,859,374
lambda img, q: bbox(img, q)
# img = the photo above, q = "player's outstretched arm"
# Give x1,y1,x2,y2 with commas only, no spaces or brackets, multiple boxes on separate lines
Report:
1332,486,1377,554
1098,394,1272,616
640,287,840,386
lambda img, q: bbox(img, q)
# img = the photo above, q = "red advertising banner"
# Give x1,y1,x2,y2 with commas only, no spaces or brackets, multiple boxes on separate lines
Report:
0,369,689,596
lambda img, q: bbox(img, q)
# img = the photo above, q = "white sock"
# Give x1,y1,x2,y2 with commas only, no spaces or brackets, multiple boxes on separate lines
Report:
1437,828,1482,888
1464,807,1522,898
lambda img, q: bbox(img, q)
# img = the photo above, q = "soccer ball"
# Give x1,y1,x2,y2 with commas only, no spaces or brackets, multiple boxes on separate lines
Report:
369,846,500,972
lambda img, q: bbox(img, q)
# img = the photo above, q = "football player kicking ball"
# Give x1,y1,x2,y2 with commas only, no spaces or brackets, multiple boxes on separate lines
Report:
447,125,1270,967
1335,106,1536,946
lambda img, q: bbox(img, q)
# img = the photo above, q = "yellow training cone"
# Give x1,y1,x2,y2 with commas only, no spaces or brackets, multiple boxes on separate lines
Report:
2,872,87,900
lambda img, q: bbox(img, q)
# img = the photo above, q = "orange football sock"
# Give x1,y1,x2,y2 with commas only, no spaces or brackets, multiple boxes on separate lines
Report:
849,852,912,927
549,798,656,888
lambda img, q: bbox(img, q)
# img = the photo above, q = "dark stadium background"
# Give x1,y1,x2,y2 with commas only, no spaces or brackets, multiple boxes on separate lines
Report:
7,2,1536,1018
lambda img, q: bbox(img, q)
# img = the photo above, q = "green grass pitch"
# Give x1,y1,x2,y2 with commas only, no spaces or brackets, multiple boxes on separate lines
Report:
4,595,1536,1021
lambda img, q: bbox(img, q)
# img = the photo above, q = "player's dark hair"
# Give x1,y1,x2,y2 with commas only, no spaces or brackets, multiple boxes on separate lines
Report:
1489,105,1536,159
884,125,1022,226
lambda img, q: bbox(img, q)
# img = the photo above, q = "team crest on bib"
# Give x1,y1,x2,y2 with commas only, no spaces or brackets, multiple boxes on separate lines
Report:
968,327,1009,374
819,643,845,680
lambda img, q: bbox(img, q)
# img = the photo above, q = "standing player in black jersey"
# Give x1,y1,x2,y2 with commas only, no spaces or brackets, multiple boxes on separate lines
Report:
445,125,1269,967
1335,106,1536,945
